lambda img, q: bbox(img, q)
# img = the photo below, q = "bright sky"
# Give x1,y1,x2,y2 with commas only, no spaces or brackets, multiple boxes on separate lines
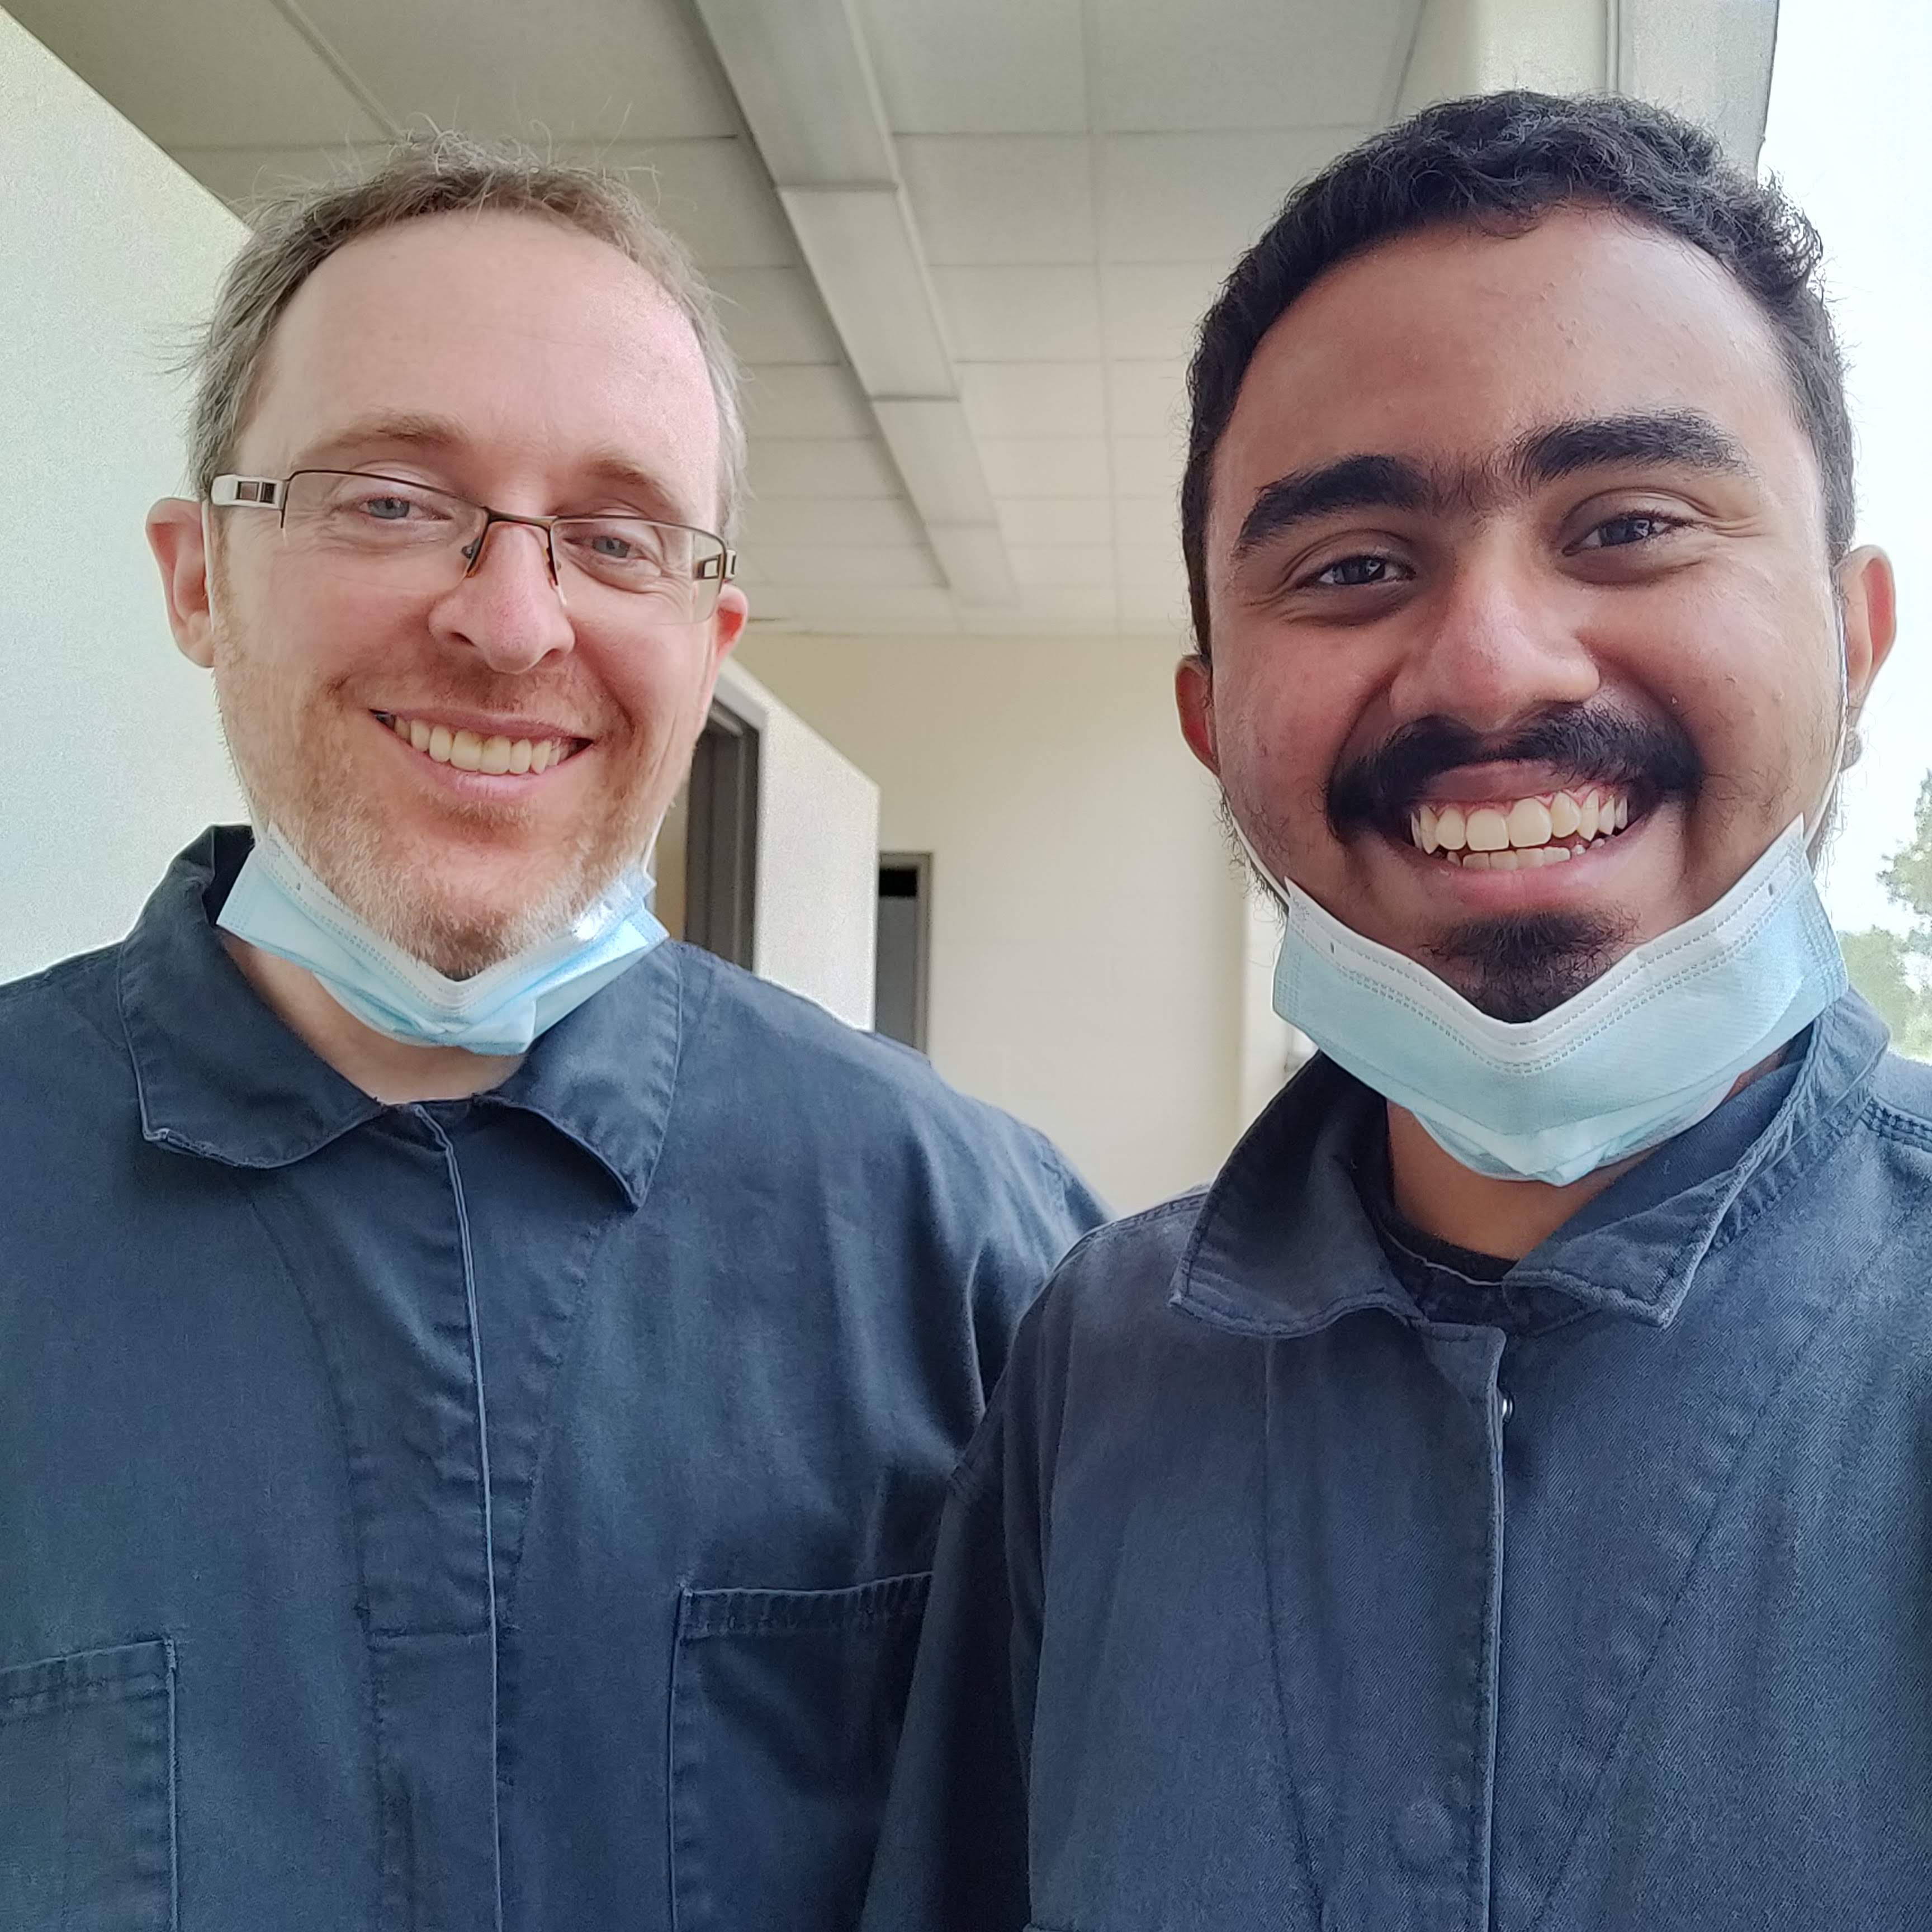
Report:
1759,0,1932,932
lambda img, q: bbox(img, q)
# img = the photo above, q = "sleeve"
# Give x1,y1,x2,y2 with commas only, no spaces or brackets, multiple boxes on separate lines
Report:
965,1131,1109,1414
859,1398,1039,1932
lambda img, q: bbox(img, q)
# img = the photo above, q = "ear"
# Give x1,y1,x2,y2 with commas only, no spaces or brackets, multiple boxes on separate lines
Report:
709,583,749,669
146,497,217,669
1837,544,1897,716
1175,652,1221,778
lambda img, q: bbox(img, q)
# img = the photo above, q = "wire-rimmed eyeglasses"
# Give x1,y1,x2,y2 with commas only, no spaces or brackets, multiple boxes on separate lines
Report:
210,470,736,623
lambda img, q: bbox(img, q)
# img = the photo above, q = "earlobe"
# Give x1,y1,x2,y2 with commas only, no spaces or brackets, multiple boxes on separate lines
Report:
146,497,217,669
711,584,749,664
1175,652,1221,777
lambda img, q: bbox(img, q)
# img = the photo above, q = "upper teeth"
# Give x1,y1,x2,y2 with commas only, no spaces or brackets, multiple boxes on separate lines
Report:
1410,788,1630,865
383,714,575,775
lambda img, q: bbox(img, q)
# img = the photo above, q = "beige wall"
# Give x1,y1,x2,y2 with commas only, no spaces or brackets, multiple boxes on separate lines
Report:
1,8,247,984
739,632,1251,1211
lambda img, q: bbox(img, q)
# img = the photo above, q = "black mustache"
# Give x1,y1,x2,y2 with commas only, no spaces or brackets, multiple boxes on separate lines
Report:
1327,706,1703,839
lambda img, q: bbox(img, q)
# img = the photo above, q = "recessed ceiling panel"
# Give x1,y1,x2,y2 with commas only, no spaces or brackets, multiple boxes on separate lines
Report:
747,437,905,499
169,145,389,214
586,139,798,271
740,364,875,441
855,0,1086,135
929,267,1102,363
1108,360,1191,441
977,438,1111,500
898,136,1095,266
1100,261,1223,361
1100,130,1359,263
301,0,737,140
7,0,386,147
708,267,846,364
1091,0,1409,131
960,364,1107,442
994,498,1115,548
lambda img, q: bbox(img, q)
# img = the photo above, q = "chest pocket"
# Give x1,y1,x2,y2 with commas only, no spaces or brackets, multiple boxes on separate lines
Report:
0,1639,177,1931
669,1573,930,1932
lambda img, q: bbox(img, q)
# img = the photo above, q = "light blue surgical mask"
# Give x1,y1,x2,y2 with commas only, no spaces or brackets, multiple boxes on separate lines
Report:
1255,816,1846,1185
217,823,667,1057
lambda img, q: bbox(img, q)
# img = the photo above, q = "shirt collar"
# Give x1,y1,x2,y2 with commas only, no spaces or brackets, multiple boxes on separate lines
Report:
1173,993,1888,1341
119,826,681,1206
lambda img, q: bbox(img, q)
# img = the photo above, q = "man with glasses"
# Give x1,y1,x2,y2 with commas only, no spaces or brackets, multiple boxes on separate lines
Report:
0,137,1101,1932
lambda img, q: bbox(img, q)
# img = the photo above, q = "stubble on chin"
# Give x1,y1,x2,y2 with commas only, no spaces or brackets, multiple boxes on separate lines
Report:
210,624,661,980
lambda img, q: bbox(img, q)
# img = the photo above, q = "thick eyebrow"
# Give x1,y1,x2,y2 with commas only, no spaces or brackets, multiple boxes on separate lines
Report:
296,409,694,524
1233,454,1432,558
1513,410,1756,486
1231,409,1758,562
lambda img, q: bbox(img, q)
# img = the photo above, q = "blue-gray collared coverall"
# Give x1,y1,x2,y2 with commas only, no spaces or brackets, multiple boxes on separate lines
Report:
0,826,1105,1932
861,995,1932,1932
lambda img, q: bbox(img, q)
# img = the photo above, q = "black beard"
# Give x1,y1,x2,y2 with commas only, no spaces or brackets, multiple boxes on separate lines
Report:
1426,908,1632,1021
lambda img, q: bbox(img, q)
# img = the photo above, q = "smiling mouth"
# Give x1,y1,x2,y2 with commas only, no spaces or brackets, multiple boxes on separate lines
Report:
1407,785,1635,870
372,711,588,776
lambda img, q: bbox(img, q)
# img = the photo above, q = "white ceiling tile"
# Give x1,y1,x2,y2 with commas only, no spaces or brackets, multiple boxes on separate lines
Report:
709,268,846,364
1111,496,1183,553
994,499,1114,547
8,0,387,147
1101,130,1358,263
748,544,940,589
1107,360,1190,441
898,137,1095,266
586,139,797,271
1101,262,1223,361
855,0,1087,134
978,439,1111,499
783,585,962,633
1008,546,1117,589
740,496,926,548
1111,435,1183,498
960,364,1106,441
1091,0,1409,131
168,146,389,214
741,365,876,441
961,586,1120,634
1116,540,1188,591
298,0,736,139
747,437,905,498
929,267,1101,362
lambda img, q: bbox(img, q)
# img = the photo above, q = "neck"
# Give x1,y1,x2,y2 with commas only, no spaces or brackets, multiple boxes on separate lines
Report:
1384,1105,1631,1258
1385,1050,1791,1261
222,933,523,1102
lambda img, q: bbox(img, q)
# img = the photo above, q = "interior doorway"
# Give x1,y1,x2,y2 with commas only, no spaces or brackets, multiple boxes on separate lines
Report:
654,700,760,970
874,853,931,1052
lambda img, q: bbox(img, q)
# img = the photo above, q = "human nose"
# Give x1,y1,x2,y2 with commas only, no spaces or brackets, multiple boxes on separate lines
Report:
1386,544,1599,734
428,516,577,674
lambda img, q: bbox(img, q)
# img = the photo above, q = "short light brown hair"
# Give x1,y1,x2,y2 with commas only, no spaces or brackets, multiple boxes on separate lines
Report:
186,132,746,537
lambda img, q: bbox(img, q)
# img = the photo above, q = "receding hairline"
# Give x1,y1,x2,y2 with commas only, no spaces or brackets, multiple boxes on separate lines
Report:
231,205,724,507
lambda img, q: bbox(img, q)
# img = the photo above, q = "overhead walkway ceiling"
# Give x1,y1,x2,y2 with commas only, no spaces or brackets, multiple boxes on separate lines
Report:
13,0,1775,637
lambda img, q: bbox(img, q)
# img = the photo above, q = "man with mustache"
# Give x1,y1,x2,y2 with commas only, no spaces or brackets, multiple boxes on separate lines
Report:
0,138,1102,1932
860,94,1926,1931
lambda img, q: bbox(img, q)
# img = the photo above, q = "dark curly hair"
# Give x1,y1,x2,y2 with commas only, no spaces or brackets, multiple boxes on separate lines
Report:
1181,91,1853,656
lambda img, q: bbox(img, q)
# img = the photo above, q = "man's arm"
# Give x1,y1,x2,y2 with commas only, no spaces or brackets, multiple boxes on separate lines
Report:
861,1399,1038,1932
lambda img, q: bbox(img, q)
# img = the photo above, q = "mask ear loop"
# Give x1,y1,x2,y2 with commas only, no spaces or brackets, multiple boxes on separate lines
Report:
1804,603,1854,860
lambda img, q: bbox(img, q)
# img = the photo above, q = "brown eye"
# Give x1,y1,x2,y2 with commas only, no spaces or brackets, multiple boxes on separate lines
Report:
1578,512,1679,550
1311,554,1405,588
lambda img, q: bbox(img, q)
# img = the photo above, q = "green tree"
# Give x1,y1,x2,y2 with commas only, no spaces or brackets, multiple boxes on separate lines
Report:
1838,770,1932,1060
